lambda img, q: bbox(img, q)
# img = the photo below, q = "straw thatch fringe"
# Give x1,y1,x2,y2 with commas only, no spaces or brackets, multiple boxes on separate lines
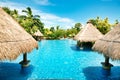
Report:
93,39,120,60
0,39,38,60
0,7,38,60
74,22,103,42
93,23,120,60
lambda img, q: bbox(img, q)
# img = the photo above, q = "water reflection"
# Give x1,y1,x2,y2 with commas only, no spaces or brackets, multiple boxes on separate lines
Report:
70,45,92,51
83,66,120,80
0,62,33,80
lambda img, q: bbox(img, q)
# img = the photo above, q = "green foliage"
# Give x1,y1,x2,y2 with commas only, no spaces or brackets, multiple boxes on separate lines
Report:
20,18,34,33
56,25,60,30
22,7,33,18
74,23,82,32
50,27,55,32
3,7,44,35
3,7,19,21
115,20,119,24
46,27,66,39
21,7,44,34
66,28,77,37
54,29,66,39
46,24,80,39
2,7,81,39
3,7,119,39
89,17,111,34
3,7,11,15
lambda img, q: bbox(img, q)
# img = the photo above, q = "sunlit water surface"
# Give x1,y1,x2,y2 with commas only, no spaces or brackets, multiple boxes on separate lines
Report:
1,39,120,80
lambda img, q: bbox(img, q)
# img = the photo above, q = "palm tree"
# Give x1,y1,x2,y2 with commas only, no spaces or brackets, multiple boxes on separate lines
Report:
22,7,44,34
11,9,19,20
22,7,33,18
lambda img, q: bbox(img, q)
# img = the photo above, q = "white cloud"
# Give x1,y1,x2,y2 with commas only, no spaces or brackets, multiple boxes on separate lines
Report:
38,12,75,29
0,1,76,29
0,1,27,14
34,0,55,6
58,18,73,23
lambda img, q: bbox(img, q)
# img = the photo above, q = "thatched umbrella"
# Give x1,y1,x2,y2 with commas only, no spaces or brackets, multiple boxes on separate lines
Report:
92,24,120,69
33,30,43,41
0,8,38,67
74,22,103,42
74,22,103,49
33,30,43,37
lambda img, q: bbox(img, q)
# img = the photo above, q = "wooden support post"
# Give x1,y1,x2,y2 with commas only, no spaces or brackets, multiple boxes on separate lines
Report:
105,55,109,66
80,43,83,50
23,53,27,62
19,53,30,67
101,55,113,70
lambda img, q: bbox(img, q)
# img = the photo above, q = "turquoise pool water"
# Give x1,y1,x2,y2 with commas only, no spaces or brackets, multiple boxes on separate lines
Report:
1,39,120,80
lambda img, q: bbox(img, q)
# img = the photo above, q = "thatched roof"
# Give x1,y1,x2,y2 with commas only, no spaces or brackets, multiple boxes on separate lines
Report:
33,30,43,37
0,7,38,60
74,22,103,42
92,23,120,60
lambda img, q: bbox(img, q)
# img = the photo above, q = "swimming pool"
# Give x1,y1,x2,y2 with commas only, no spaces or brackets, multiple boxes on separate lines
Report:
1,39,120,80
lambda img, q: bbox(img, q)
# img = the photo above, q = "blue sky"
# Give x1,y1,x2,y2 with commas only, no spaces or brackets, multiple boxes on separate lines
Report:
0,0,120,29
